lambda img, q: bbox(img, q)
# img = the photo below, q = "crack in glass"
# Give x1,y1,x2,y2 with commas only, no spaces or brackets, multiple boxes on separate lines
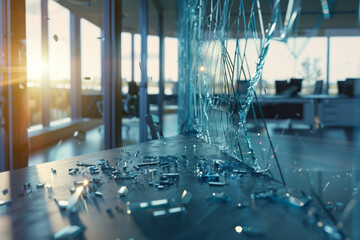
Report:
178,0,280,172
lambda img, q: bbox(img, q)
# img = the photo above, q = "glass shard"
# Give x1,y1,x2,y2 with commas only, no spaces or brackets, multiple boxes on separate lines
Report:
118,186,128,197
251,187,311,208
181,190,192,205
0,200,11,206
73,130,86,141
209,181,225,186
36,183,45,189
126,199,169,214
66,185,85,212
56,199,69,210
95,191,103,197
152,207,185,218
207,192,231,203
53,225,83,240
242,226,266,237
23,183,31,193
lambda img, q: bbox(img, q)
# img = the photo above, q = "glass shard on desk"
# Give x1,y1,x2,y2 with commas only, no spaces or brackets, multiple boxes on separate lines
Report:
251,187,311,208
153,207,185,218
127,199,169,214
36,183,45,189
242,226,266,237
207,192,231,203
118,186,128,197
323,224,342,240
237,202,249,209
53,225,83,240
95,191,103,197
66,186,85,212
0,200,11,206
209,181,225,186
181,190,192,205
23,183,31,193
56,199,69,210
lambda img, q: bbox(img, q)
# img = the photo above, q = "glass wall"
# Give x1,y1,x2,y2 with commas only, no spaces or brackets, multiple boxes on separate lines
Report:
48,0,71,122
25,0,42,126
329,37,360,94
134,33,141,83
121,32,132,94
81,18,102,94
262,37,327,95
164,37,178,95
147,35,159,94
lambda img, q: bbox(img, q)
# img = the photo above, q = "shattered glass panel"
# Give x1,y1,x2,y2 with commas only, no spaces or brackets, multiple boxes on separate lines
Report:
178,0,280,172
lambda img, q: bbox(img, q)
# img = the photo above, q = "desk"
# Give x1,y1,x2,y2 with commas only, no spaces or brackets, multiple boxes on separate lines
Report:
0,135,359,239
256,95,360,128
317,97,360,127
255,96,316,128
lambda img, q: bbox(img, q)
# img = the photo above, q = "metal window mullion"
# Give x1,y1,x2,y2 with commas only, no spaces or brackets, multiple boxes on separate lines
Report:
326,36,330,94
131,33,135,82
158,11,164,129
70,13,81,119
139,0,148,142
4,0,13,170
41,0,50,126
103,0,122,149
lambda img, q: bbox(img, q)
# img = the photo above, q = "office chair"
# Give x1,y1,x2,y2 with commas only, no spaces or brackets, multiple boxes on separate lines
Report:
275,80,288,95
146,114,164,140
337,80,345,95
289,78,303,94
313,80,323,94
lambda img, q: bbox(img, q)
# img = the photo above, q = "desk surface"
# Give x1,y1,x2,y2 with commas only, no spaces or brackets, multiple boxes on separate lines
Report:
259,94,351,99
0,135,359,240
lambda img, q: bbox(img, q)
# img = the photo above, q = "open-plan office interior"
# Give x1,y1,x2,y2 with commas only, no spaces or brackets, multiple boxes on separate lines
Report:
0,0,360,239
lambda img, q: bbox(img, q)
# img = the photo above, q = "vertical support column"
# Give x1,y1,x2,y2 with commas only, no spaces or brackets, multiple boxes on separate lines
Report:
0,0,6,171
326,36,330,94
70,13,81,119
3,0,29,170
158,11,164,129
139,0,148,142
41,0,50,126
102,0,122,149
131,33,135,82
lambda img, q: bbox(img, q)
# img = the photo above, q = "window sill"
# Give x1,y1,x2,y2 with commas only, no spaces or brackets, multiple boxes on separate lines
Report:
28,118,103,152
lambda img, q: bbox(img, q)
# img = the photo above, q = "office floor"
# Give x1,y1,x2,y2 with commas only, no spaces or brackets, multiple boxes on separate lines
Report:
29,114,360,166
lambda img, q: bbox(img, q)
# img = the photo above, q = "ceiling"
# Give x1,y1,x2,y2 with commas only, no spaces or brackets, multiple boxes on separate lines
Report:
55,0,177,37
55,0,359,37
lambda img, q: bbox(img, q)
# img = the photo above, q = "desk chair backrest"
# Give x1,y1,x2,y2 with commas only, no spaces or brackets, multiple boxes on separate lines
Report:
289,78,303,93
146,114,164,140
275,80,288,95
313,80,323,94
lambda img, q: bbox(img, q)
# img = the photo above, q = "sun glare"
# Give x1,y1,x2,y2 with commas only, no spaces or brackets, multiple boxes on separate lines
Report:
27,59,47,79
